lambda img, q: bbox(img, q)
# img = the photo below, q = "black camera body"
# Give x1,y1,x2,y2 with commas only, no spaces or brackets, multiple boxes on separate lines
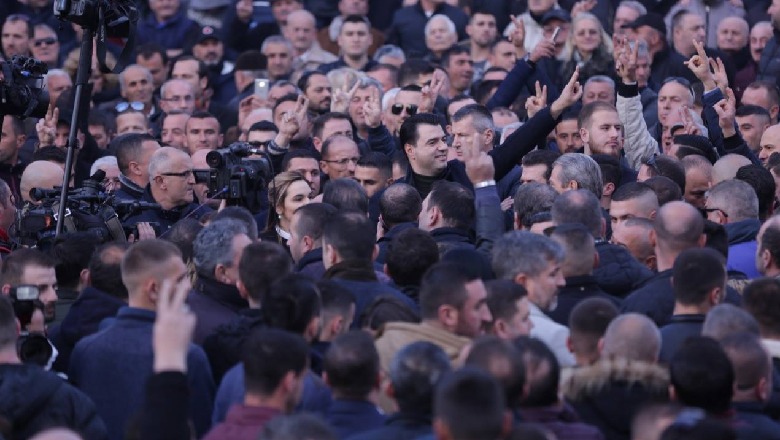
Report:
0,56,49,119
197,142,272,212
53,0,137,37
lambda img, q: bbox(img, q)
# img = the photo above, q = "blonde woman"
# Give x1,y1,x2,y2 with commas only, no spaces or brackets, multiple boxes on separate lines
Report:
559,13,614,88
259,171,312,249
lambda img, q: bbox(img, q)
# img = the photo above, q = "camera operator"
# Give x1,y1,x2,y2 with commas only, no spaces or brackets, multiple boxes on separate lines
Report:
122,147,212,234
0,295,107,439
19,160,64,204
113,133,161,201
1,249,58,326
0,179,17,255
0,115,27,206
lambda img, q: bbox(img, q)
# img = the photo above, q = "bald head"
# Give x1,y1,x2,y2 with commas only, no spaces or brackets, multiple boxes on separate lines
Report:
654,201,704,252
191,148,210,169
20,161,65,203
601,313,661,363
712,154,752,184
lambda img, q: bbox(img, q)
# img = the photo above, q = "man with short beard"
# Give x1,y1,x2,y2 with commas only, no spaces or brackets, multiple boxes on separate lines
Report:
189,26,236,105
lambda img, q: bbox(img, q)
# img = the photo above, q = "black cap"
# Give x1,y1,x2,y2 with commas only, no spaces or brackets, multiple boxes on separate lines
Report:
623,13,667,35
673,134,718,164
234,50,268,71
193,25,221,45
541,9,571,25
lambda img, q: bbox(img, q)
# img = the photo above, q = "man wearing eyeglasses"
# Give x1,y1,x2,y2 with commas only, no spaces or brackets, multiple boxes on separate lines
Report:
320,135,360,180
122,147,211,233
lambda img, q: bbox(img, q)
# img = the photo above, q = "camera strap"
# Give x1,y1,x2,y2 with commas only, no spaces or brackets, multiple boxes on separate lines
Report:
104,215,127,243
51,202,77,233
96,7,137,74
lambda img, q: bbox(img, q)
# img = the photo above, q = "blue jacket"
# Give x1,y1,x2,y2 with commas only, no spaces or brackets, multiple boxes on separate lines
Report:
346,412,433,440
69,307,215,440
121,187,212,236
136,9,200,51
296,247,327,280
376,222,418,266
734,401,780,440
594,241,654,298
187,276,248,345
333,279,418,330
386,3,468,58
659,314,705,364
725,219,761,279
213,363,332,425
487,58,559,111
325,399,386,439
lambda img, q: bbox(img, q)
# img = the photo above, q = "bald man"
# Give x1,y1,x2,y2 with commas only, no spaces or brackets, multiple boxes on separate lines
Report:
611,217,656,272
716,17,749,56
284,10,337,71
621,201,706,326
712,154,752,184
20,161,65,204
759,124,780,165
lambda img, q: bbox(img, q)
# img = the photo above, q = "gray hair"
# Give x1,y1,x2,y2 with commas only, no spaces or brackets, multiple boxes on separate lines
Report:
702,304,760,342
585,75,615,90
500,122,523,144
261,35,294,53
513,182,557,228
118,64,153,96
707,179,759,222
160,79,194,100
43,69,71,88
358,76,384,94
618,0,647,15
601,313,661,363
452,105,495,133
148,147,185,182
192,218,249,278
326,68,363,94
90,156,118,176
382,87,400,111
425,14,456,37
553,153,604,198
373,44,406,63
492,231,565,280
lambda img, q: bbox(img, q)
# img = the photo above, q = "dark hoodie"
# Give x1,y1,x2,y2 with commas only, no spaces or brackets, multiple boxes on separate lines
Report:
561,359,670,440
0,363,108,439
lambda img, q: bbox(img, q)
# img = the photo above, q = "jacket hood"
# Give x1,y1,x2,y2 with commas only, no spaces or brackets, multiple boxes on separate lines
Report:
562,359,670,401
0,364,65,426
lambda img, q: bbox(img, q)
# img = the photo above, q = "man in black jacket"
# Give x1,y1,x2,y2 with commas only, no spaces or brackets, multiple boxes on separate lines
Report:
0,295,108,439
113,133,161,202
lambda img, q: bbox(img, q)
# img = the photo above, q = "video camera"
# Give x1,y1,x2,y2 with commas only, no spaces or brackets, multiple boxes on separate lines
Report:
54,0,138,38
10,285,56,368
195,141,272,213
15,170,160,249
0,56,49,120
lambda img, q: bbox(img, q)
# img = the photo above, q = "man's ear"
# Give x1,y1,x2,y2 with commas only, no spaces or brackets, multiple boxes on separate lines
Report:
514,212,522,230
80,268,90,287
579,127,590,146
603,182,615,198
697,233,707,248
437,304,458,329
1,284,10,296
404,143,415,161
649,228,657,248
302,235,315,253
566,335,575,354
513,273,528,287
428,205,442,228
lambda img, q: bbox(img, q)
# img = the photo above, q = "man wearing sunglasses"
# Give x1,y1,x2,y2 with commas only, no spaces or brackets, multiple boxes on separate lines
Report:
29,23,59,69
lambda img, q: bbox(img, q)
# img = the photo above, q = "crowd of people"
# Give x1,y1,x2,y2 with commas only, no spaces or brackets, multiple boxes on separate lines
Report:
3,0,780,439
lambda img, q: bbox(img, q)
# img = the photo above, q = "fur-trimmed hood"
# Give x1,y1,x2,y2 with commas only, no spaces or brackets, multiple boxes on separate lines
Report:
559,359,670,440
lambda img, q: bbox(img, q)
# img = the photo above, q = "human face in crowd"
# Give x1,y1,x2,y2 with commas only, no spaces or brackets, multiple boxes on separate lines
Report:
283,12,316,53
367,68,396,93
529,0,555,15
573,17,602,55
47,74,72,105
320,137,360,179
268,83,297,107
760,125,780,165
495,297,533,339
393,90,423,132
2,19,30,58
736,114,770,153
524,259,565,311
136,52,168,90
354,165,389,198
278,180,312,227
321,118,354,142
88,124,111,150
263,42,294,80
30,27,58,66
489,40,517,71
305,74,332,113
548,164,570,193
171,59,205,98
272,0,302,26
122,66,154,105
287,157,322,195
521,164,549,184
0,116,23,165
684,167,711,209
543,20,570,54
613,5,640,36
716,17,748,53
160,80,196,114
116,112,149,135
581,109,623,156
447,98,477,125
492,109,518,129
192,38,223,66
185,117,222,154
610,198,653,230
405,123,449,177
149,0,180,22
769,0,780,29
635,54,651,89
247,129,276,153
582,82,615,106
349,86,373,129
157,153,196,206
704,194,729,225
657,82,692,128
750,23,773,63
454,279,492,338
54,123,69,149
338,21,372,59
0,186,16,232
555,119,582,154
426,18,457,54
17,264,58,323
161,113,189,150
446,52,475,94
98,163,121,193
742,87,778,122
451,115,491,160
673,14,706,57
339,0,368,15
467,13,497,48
611,224,655,270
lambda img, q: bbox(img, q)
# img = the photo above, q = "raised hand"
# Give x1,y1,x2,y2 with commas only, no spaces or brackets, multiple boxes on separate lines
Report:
36,104,58,148
709,57,728,93
362,86,382,128
237,95,266,133
713,87,738,137
684,40,717,91
277,95,308,145
462,128,495,185
331,80,359,114
153,277,196,373
571,0,597,17
550,67,583,118
420,69,445,113
615,38,638,84
525,81,548,119
529,39,556,63
508,15,526,51
679,106,700,136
